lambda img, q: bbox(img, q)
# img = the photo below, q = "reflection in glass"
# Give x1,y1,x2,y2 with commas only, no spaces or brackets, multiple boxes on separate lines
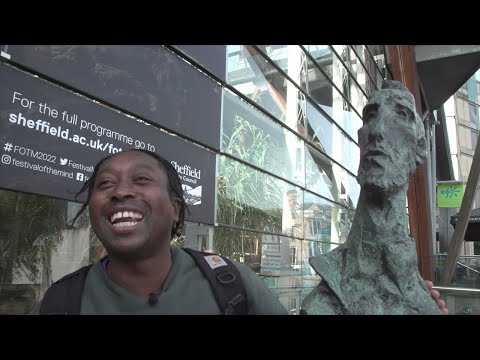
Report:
301,240,322,290
305,144,336,202
458,125,478,153
357,45,381,96
349,46,371,96
226,45,306,137
362,46,383,91
366,45,387,87
303,46,364,143
332,163,360,209
469,103,478,128
0,189,92,314
212,226,302,314
303,52,337,110
303,45,334,80
348,76,367,120
305,144,360,208
459,155,473,181
182,221,213,252
305,100,360,175
222,90,305,187
334,46,368,115
477,83,480,106
262,45,307,89
264,44,359,142
304,45,349,101
217,155,304,238
331,45,348,60
303,191,353,245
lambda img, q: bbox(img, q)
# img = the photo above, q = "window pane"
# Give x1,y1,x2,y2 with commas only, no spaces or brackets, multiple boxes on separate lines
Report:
458,125,478,155
348,46,372,97
363,46,383,91
217,155,304,238
459,155,473,181
365,45,385,86
226,45,305,137
304,45,366,142
472,130,478,150
212,226,302,314
457,98,470,126
305,100,360,175
469,103,478,129
476,83,480,105
303,45,334,79
0,189,93,314
301,240,323,291
263,45,307,88
222,90,305,187
348,73,368,117
303,191,353,245
305,144,360,208
303,50,351,115
331,45,348,58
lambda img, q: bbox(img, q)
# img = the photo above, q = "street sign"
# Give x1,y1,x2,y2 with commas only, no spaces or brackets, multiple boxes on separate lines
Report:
437,181,465,208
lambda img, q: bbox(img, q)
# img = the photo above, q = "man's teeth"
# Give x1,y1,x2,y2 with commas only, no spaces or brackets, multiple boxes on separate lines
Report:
113,221,139,227
110,211,143,224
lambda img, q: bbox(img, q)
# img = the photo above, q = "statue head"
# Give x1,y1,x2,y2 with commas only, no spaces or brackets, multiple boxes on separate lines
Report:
357,80,427,192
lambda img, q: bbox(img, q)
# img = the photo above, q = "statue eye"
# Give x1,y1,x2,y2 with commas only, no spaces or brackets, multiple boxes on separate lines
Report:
363,103,379,124
364,110,377,124
395,105,413,121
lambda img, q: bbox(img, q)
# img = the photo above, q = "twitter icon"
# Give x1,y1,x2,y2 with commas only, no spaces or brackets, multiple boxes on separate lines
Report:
60,158,68,165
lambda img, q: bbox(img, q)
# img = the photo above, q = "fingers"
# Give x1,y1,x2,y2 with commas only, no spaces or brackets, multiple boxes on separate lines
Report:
425,279,440,300
430,289,441,301
436,299,449,315
439,302,449,315
424,279,449,315
425,280,433,289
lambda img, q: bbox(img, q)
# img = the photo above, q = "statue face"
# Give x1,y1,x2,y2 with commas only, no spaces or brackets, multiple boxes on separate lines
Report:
357,89,420,192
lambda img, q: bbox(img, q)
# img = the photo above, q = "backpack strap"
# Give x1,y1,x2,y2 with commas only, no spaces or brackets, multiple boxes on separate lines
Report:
38,263,93,315
183,248,248,315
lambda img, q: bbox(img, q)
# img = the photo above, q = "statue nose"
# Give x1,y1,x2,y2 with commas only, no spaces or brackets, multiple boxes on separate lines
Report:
368,121,385,143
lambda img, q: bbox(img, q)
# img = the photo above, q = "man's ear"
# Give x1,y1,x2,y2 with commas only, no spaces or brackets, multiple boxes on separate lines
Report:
171,197,182,223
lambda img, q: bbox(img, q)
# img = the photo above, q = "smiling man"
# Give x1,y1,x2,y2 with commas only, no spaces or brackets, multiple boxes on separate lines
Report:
34,92,447,315
35,149,288,315
301,81,447,315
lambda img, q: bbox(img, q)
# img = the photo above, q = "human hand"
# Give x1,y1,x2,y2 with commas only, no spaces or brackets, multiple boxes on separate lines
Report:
425,280,449,315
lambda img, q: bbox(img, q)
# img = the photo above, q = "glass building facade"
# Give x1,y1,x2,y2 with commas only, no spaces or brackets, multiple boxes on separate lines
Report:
441,69,480,257
0,45,389,314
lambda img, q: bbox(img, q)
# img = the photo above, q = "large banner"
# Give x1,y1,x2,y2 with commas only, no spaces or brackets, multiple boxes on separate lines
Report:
0,63,216,224
172,45,226,81
4,45,221,150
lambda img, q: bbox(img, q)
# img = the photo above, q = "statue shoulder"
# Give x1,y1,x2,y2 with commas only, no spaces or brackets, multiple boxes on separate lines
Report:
301,280,346,315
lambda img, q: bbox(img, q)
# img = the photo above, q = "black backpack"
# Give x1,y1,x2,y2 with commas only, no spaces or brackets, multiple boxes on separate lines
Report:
38,248,248,315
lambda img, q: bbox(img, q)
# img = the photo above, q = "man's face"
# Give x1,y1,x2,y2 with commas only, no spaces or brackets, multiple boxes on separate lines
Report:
357,90,419,192
88,151,180,260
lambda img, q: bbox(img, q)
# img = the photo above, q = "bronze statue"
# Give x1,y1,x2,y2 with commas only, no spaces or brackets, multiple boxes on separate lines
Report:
301,80,441,314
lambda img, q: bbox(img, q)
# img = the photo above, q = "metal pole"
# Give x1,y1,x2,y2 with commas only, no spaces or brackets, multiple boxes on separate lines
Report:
424,115,433,233
423,111,436,278
440,137,480,286
431,113,437,255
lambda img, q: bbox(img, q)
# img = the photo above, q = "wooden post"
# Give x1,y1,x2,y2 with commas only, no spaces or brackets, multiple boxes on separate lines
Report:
440,138,480,286
389,45,434,280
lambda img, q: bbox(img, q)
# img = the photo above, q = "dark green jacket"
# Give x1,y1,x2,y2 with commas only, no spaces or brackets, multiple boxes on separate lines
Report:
34,246,288,315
